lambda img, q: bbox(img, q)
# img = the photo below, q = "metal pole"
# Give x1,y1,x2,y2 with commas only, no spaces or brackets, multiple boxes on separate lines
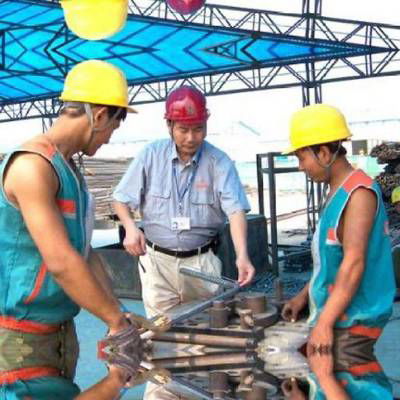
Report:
152,332,254,348
169,285,241,326
152,352,255,369
256,153,265,215
267,153,279,276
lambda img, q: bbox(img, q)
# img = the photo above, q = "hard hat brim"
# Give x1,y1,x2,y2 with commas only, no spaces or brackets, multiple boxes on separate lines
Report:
127,106,138,113
281,147,296,155
281,134,352,156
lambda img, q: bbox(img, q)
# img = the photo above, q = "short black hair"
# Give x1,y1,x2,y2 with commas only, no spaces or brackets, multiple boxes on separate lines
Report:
104,105,127,121
60,102,127,121
309,141,347,156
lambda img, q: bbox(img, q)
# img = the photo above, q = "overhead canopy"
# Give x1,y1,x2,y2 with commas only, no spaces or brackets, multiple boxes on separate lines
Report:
0,0,385,106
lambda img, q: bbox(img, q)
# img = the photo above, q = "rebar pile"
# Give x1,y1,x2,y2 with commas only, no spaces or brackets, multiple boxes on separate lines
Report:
80,157,131,220
370,142,400,199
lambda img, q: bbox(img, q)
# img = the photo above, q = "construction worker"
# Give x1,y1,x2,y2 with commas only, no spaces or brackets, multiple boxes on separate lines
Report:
61,0,128,40
390,186,400,290
0,60,138,388
281,104,396,356
113,85,255,318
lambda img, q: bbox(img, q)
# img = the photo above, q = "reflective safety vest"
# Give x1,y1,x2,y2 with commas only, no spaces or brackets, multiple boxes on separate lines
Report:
0,368,80,399
309,169,396,331
308,369,392,399
0,138,88,331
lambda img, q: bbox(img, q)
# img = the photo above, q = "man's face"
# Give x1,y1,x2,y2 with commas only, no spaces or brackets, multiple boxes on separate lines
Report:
170,121,206,159
295,147,327,182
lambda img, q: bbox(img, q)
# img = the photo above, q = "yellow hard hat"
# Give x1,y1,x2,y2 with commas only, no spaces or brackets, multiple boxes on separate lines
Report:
60,60,137,113
61,0,128,41
392,186,400,204
282,104,352,154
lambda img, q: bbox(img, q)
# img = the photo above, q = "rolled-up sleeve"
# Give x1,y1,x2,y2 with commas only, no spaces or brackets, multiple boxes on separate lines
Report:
113,155,146,210
217,158,250,216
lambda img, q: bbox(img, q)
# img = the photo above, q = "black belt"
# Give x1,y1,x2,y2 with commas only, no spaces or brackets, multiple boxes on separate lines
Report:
145,239,213,258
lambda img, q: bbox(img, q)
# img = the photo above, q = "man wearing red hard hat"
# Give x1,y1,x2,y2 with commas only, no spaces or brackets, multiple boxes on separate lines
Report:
113,86,255,318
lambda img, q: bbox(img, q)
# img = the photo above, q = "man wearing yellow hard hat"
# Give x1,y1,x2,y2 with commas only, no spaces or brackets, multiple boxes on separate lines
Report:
0,60,142,394
61,0,128,40
281,104,395,392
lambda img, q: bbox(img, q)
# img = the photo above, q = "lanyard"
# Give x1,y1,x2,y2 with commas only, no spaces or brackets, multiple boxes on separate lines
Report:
173,149,202,215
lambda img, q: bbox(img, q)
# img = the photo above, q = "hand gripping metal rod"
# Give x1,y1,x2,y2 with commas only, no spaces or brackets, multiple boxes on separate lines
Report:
141,271,240,340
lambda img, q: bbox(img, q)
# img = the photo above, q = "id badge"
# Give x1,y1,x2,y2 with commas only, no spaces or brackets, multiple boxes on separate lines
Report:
171,217,191,231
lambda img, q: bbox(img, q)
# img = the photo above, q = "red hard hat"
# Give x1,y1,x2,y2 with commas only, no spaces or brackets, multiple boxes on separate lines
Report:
165,86,209,124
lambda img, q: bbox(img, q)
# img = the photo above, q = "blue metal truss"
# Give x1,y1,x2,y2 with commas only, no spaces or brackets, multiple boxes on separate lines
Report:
0,0,399,122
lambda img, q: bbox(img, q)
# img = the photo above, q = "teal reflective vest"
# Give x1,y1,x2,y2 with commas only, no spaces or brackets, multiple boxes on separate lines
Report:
1,375,80,400
309,169,396,331
0,139,88,330
308,370,392,399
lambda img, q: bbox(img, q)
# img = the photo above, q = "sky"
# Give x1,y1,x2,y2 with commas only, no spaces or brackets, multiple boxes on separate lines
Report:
0,0,399,157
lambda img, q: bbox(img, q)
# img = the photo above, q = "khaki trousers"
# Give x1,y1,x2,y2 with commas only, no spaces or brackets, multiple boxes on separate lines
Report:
141,247,222,399
139,246,222,318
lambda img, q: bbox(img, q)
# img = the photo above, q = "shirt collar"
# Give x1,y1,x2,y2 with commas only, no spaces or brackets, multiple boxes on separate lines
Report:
170,141,203,166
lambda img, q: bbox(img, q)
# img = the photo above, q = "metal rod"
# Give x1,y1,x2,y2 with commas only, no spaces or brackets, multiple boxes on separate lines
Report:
171,375,237,400
261,167,299,174
170,376,215,400
267,153,279,276
256,153,264,215
151,332,252,348
179,267,237,288
169,285,241,326
152,352,254,369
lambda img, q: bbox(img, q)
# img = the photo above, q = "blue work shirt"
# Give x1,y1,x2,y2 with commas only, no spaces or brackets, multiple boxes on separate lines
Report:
113,139,250,250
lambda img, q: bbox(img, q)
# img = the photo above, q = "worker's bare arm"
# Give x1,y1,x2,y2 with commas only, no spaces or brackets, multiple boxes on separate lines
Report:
4,154,127,334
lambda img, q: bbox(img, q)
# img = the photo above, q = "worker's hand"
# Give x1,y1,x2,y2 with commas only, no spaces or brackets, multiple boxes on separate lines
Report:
108,364,134,387
281,292,308,322
307,322,334,356
236,256,255,286
108,312,131,336
124,226,146,257
281,377,307,400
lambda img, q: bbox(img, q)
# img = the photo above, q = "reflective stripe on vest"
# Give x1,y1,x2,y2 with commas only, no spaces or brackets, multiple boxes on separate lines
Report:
0,316,60,334
0,366,59,384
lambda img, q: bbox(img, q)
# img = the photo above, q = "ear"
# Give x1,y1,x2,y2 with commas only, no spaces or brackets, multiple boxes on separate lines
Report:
167,120,174,138
93,106,109,125
318,144,332,162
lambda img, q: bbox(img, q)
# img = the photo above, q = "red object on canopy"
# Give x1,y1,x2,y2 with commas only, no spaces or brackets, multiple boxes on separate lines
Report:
167,0,206,15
